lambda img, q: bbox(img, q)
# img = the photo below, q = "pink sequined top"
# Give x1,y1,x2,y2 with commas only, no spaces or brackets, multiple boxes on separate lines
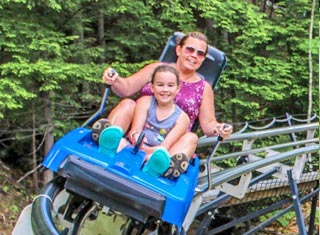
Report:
140,79,207,130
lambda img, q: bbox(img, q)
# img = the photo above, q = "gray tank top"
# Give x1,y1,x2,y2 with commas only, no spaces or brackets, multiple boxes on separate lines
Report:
143,96,183,146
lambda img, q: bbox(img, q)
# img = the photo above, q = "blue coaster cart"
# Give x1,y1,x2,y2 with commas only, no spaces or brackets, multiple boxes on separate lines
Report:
29,32,227,235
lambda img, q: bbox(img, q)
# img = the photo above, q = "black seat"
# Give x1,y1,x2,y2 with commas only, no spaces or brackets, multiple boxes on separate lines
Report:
158,32,227,91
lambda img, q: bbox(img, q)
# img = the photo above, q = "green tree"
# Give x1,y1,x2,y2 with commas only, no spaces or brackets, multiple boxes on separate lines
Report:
0,0,318,182
0,0,103,185
195,0,319,124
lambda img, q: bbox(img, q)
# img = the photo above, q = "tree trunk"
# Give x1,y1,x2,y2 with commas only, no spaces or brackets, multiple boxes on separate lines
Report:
98,10,105,64
32,100,39,193
74,12,84,43
307,0,315,122
43,91,54,184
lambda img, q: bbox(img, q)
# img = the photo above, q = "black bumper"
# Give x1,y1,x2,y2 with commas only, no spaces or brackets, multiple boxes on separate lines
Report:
58,155,166,222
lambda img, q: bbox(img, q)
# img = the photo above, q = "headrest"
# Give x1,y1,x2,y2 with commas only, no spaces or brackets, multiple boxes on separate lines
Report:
158,32,227,90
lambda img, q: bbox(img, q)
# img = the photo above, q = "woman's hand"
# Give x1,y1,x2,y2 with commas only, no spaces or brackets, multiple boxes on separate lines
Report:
214,123,233,139
102,68,119,85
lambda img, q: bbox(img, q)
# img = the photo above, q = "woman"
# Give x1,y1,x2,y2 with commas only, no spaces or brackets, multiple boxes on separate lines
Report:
92,31,233,177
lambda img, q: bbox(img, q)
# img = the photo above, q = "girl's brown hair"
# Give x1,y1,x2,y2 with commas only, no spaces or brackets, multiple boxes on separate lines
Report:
151,64,180,84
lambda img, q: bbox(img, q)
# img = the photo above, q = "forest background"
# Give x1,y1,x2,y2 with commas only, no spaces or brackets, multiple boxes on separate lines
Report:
0,0,319,233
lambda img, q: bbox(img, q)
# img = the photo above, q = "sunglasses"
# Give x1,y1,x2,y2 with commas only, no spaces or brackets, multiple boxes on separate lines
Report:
184,46,206,59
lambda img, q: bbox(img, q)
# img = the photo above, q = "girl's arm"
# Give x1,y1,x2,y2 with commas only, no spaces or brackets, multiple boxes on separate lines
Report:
140,111,190,156
159,111,190,150
128,96,151,144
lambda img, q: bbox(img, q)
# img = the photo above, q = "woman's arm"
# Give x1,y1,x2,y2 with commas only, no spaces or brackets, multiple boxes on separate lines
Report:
198,83,219,136
103,62,162,97
198,83,233,138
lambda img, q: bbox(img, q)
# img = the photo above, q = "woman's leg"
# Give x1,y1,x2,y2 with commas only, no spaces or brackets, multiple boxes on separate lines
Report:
164,132,198,179
91,98,136,143
168,132,198,160
107,98,136,133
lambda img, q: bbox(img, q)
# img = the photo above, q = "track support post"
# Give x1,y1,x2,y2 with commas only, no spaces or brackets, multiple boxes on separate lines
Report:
287,169,307,235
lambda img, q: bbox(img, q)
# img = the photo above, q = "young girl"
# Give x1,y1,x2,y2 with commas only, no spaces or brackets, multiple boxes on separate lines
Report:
99,65,190,178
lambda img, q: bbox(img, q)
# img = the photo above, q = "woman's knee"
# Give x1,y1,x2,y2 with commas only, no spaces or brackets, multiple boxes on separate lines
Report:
107,98,136,131
109,98,136,118
118,98,136,112
182,132,199,145
169,132,198,157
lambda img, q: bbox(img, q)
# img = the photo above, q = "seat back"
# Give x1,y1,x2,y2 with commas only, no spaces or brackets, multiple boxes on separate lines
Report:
159,32,227,131
158,32,227,91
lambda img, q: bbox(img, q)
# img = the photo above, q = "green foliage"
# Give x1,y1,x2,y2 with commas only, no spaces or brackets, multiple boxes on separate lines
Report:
9,204,20,219
0,0,318,169
260,210,296,227
213,0,319,123
2,185,9,193
0,78,35,118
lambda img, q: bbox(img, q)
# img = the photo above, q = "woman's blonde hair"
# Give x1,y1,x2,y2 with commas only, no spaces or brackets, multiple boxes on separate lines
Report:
178,32,208,54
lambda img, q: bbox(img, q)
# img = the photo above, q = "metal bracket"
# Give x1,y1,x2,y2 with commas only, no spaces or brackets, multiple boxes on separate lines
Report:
182,194,204,231
216,171,252,199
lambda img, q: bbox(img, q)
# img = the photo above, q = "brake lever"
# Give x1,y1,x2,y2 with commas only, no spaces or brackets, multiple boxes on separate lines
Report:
132,132,145,154
197,123,231,193
82,69,116,127
106,68,116,89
